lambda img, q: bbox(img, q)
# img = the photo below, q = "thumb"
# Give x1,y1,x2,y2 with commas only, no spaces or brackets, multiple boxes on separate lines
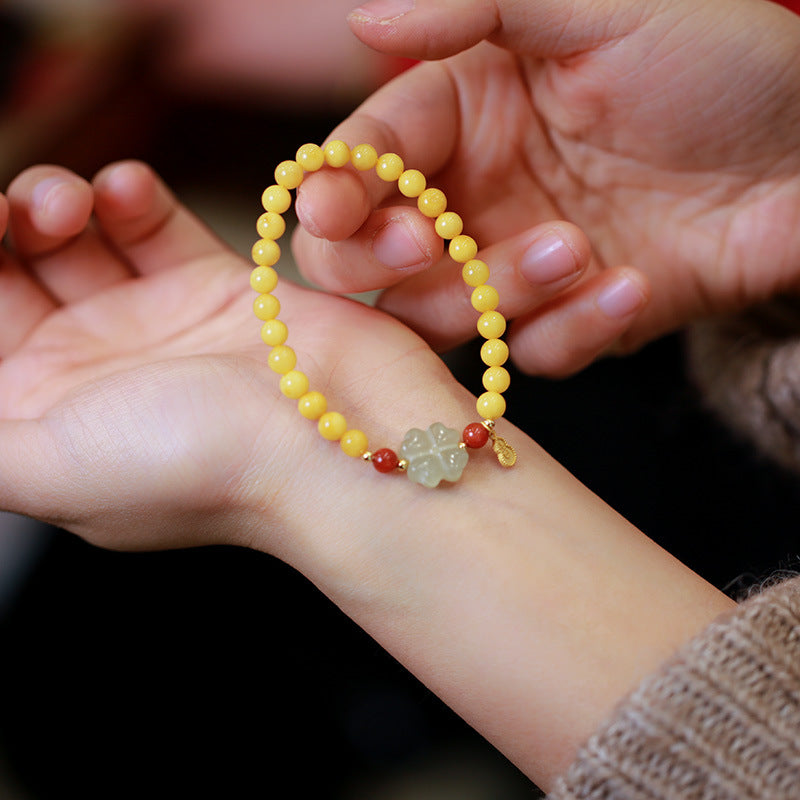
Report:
347,0,659,61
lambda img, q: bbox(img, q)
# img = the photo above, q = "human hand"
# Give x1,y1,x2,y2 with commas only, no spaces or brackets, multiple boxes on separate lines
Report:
0,161,476,553
293,0,800,375
0,160,735,792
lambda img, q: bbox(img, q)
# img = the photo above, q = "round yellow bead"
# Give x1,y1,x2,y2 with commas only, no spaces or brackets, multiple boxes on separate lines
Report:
462,259,490,287
476,391,506,421
449,234,478,263
340,429,369,457
268,345,297,374
376,152,404,182
298,391,328,420
262,185,291,214
254,293,281,321
480,338,509,367
296,143,324,172
256,211,286,241
398,169,426,198
252,238,281,267
250,265,278,293
435,211,463,240
482,366,511,393
318,411,348,441
274,160,304,189
477,310,507,339
417,188,447,218
471,284,500,313
279,370,309,399
324,140,351,167
351,143,378,171
260,319,288,346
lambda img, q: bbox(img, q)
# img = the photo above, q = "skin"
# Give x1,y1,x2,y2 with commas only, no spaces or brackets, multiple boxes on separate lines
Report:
0,162,733,790
293,0,800,375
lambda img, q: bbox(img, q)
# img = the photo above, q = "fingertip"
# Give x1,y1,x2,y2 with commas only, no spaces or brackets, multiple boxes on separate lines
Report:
347,0,498,60
296,169,371,241
29,174,93,239
595,267,650,321
93,160,160,222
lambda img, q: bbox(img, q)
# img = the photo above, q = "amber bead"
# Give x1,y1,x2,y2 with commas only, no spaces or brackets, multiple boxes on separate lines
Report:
371,448,399,473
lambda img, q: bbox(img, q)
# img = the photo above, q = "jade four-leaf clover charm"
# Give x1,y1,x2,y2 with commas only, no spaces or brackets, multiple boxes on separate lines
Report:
251,141,516,487
401,423,470,488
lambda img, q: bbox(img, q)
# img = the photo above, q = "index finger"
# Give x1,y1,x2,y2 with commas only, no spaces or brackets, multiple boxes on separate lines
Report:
294,59,459,242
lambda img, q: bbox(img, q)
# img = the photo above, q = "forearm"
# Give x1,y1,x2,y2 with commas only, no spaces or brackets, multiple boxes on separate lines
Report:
240,390,734,791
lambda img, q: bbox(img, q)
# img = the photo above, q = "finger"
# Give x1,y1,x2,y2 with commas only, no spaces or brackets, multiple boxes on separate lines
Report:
376,222,595,351
292,204,443,293
347,0,648,60
294,60,458,243
508,267,650,377
6,165,132,304
0,186,59,356
92,160,228,275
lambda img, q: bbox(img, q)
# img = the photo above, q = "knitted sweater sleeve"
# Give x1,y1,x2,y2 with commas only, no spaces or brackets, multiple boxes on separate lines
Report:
547,576,800,800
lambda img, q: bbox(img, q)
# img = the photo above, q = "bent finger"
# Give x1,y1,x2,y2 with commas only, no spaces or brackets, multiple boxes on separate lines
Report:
376,222,596,352
508,267,650,377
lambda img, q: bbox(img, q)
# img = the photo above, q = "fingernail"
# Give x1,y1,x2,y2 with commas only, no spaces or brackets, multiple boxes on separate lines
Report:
32,177,69,215
372,218,428,270
597,275,646,319
520,233,578,284
349,0,414,23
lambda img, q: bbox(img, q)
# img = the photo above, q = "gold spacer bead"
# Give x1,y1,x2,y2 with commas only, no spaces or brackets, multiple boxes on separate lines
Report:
362,451,374,462
481,419,496,432
397,459,409,472
458,442,467,450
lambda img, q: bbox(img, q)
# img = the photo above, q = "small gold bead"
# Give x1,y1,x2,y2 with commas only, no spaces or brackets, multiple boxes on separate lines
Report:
397,459,409,472
481,419,496,431
362,451,374,462
458,442,467,450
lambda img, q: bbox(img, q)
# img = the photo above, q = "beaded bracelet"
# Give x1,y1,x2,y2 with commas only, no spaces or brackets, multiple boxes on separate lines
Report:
251,141,516,488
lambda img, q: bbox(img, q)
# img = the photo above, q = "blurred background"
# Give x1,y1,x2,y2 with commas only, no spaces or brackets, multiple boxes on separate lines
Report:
1,1,800,799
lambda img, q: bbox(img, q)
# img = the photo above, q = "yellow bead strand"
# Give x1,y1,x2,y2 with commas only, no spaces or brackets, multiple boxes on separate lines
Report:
250,141,516,484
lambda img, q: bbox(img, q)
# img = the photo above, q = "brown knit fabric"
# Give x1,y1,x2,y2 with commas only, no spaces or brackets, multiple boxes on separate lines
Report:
686,297,800,474
548,576,800,800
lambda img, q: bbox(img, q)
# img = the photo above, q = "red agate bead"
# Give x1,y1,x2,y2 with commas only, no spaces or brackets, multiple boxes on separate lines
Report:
371,448,399,473
462,422,490,449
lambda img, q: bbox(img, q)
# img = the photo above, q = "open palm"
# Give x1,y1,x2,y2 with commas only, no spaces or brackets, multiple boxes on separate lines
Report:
294,0,800,374
0,162,460,551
